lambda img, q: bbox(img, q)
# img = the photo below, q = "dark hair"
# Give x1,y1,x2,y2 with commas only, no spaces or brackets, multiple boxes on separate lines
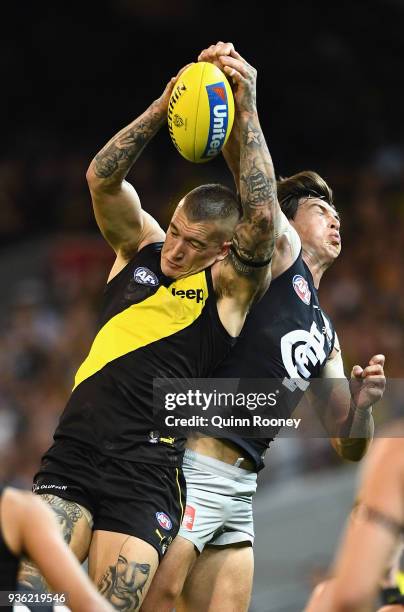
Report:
277,171,334,220
182,184,241,222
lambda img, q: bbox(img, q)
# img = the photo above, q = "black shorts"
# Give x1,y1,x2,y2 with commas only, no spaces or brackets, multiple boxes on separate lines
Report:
33,440,186,560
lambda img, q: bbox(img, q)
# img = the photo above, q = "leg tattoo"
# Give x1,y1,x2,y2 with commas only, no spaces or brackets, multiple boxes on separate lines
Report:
98,538,151,611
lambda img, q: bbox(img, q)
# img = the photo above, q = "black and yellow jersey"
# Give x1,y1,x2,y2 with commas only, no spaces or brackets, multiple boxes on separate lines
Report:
54,242,235,466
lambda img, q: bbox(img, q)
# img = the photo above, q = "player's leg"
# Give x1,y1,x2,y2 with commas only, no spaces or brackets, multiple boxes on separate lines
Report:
142,449,238,611
88,530,159,611
178,542,254,612
18,494,93,593
140,535,198,611
91,458,188,610
377,607,404,611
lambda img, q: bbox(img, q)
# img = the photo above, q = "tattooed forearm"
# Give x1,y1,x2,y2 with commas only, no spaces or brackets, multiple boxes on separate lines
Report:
92,101,166,184
242,159,276,207
232,114,277,267
98,554,151,611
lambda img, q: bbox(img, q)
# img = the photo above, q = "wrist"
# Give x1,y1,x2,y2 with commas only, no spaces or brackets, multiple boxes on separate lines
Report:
239,109,258,122
150,98,168,124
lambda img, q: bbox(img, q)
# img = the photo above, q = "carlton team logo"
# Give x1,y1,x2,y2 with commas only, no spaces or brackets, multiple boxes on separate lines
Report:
156,512,172,531
134,266,159,287
202,82,229,159
292,274,311,305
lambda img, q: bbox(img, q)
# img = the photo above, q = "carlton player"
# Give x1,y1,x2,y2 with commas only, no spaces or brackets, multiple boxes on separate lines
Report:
141,42,386,612
19,46,278,610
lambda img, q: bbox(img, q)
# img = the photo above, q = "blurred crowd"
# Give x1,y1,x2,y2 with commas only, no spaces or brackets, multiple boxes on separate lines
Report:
0,141,403,489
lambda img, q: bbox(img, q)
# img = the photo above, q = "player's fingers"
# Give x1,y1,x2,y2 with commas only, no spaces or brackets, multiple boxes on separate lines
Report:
369,354,385,367
361,364,385,378
199,42,234,62
351,365,363,378
223,64,243,84
219,55,250,79
230,48,246,62
216,41,234,57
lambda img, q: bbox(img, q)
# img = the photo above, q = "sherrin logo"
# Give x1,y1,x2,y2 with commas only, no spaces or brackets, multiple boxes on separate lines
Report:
202,82,229,159
156,511,172,531
292,274,311,305
134,267,159,287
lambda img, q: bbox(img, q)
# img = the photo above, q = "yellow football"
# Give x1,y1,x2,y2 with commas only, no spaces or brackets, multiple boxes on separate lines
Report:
167,62,235,163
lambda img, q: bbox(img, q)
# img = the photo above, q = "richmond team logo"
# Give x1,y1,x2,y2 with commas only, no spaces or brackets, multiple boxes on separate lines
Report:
134,266,159,287
292,274,311,305
156,512,172,531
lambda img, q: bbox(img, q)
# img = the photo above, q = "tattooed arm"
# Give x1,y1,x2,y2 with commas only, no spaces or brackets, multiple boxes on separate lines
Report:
209,47,278,336
6,490,113,612
86,66,189,264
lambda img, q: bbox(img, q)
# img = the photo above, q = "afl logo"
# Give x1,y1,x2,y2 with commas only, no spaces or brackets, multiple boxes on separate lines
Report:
156,512,172,531
292,275,311,305
134,267,159,287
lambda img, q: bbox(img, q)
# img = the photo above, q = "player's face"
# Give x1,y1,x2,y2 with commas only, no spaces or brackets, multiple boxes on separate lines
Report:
161,202,230,278
291,197,341,264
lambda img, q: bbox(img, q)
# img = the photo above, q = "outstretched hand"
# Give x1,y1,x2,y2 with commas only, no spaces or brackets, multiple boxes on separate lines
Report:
198,41,257,115
349,354,386,410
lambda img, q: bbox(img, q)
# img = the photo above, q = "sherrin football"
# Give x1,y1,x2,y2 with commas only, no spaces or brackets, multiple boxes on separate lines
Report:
167,62,235,163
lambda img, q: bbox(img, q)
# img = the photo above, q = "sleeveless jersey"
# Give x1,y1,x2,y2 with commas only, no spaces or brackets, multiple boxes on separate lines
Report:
0,487,19,607
54,242,235,466
214,252,335,471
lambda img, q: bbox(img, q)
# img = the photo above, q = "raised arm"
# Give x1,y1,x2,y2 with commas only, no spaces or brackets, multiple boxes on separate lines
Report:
86,67,189,263
205,47,278,335
199,43,296,284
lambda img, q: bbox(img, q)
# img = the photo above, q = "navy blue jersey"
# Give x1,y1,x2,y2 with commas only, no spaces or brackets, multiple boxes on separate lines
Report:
214,252,335,471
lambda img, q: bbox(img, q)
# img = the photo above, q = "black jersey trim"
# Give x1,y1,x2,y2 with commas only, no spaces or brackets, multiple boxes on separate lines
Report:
104,242,164,292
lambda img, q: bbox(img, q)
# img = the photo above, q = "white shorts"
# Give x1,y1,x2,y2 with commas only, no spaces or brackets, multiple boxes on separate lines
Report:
179,449,257,552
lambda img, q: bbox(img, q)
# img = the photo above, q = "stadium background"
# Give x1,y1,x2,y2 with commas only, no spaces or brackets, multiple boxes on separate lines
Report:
1,1,403,610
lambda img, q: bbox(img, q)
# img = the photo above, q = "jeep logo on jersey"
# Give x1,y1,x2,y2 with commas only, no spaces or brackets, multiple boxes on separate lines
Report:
156,512,172,531
134,267,159,287
281,322,327,389
292,274,311,305
171,287,204,303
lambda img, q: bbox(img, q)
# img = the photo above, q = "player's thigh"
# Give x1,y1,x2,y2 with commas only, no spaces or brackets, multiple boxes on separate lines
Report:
140,534,198,611
38,493,92,558
89,530,159,611
377,607,404,611
178,542,254,612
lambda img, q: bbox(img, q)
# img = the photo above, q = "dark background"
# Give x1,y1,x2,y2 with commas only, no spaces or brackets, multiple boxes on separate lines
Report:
2,0,404,240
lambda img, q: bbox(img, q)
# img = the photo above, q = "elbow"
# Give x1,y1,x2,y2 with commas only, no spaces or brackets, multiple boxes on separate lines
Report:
86,161,119,196
86,162,101,192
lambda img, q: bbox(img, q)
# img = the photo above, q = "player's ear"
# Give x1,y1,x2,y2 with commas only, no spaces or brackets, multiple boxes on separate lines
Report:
216,240,232,261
